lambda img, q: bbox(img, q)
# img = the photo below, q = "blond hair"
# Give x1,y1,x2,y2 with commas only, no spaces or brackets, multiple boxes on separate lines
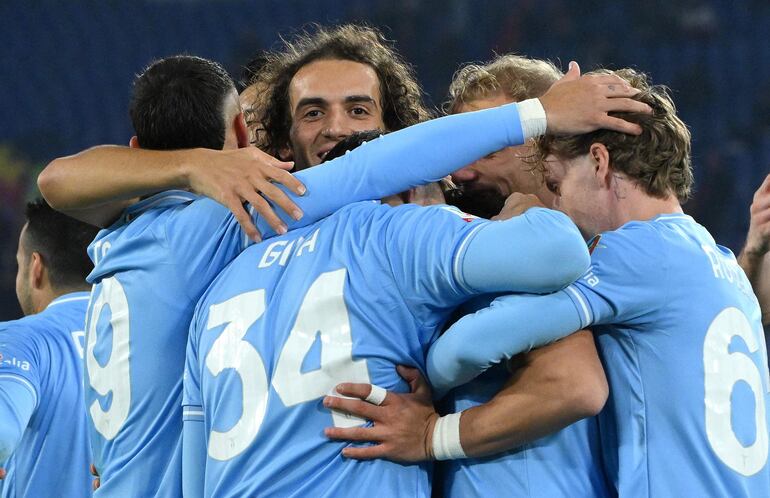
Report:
446,54,562,113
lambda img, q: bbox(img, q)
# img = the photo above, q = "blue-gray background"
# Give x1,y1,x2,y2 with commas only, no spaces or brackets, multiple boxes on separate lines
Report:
1,0,769,319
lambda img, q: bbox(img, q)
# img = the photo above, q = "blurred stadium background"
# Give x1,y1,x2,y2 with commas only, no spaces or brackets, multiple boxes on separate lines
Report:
1,0,769,320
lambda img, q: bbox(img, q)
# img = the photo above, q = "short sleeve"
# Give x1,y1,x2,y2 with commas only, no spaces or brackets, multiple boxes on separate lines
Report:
0,326,41,409
163,198,246,300
563,224,668,328
382,205,489,328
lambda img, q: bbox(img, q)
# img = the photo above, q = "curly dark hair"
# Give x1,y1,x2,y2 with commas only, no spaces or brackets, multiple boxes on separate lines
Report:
248,24,433,156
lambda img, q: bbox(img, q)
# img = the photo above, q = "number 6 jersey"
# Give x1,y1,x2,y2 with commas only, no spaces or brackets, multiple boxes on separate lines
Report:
566,214,770,496
424,212,770,497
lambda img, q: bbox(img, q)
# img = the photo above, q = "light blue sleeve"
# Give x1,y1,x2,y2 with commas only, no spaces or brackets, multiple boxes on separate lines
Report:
183,313,204,411
0,326,41,411
562,224,667,328
0,378,36,461
426,291,584,398
254,102,528,238
182,418,205,498
380,206,589,330
456,207,590,295
167,102,528,260
182,317,205,498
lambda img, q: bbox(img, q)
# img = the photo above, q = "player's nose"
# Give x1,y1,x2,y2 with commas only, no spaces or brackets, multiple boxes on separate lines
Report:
322,110,352,139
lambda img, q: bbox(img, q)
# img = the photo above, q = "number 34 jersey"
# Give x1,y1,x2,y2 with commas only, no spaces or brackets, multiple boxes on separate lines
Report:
563,213,770,497
184,202,488,498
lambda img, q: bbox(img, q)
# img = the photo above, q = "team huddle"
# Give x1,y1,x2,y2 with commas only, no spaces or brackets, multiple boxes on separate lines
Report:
1,23,770,498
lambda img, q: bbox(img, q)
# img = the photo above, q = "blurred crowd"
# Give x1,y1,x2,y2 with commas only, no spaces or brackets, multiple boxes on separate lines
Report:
1,0,768,319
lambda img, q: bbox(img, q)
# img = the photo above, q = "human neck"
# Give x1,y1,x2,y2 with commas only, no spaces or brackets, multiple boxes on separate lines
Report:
610,181,683,229
33,286,89,314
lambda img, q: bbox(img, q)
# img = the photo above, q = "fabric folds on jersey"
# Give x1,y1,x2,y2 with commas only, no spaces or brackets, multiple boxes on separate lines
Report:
84,100,542,497
0,292,92,498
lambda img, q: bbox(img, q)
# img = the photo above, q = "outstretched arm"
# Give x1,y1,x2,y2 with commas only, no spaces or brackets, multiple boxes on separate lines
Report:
323,331,606,461
451,330,606,457
38,146,303,232
39,61,649,239
38,99,531,236
427,291,584,397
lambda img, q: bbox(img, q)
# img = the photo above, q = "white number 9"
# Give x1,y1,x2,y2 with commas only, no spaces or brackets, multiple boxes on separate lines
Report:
86,277,132,440
704,307,769,476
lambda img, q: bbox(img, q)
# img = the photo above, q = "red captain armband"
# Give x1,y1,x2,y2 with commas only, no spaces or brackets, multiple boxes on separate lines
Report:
587,235,602,255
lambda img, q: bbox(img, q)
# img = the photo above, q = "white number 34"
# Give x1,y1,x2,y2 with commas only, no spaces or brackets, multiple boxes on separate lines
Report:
204,268,370,461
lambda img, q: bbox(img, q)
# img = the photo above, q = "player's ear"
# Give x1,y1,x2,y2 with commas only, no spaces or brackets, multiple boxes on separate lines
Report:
129,136,140,149
234,112,250,149
590,143,612,189
29,251,46,290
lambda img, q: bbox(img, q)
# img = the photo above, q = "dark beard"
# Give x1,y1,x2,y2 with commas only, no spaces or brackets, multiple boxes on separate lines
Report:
446,184,505,220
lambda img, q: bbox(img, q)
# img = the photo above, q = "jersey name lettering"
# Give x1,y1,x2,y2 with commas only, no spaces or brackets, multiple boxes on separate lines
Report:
258,229,320,269
701,244,754,299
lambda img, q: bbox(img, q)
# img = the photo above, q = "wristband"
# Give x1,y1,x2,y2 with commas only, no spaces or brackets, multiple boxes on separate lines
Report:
432,412,466,460
517,98,547,140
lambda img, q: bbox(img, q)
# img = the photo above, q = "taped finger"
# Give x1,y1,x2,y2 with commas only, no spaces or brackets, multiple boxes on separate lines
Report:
365,384,387,406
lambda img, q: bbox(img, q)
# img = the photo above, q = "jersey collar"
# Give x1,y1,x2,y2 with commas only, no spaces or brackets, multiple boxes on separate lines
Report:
652,212,694,223
122,190,199,223
46,291,91,310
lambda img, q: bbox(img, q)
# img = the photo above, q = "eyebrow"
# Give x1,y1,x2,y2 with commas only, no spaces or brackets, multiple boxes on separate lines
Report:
294,95,377,113
344,95,376,105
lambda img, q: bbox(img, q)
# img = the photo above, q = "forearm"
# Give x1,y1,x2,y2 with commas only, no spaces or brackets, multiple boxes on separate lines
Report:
427,291,583,398
739,250,770,325
332,100,532,195
456,331,607,457
38,145,209,207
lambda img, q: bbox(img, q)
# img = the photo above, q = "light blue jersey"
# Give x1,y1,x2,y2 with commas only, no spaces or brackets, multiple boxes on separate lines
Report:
564,214,770,497
183,204,589,498
82,101,546,497
428,213,770,497
85,193,245,498
439,364,610,498
0,292,92,498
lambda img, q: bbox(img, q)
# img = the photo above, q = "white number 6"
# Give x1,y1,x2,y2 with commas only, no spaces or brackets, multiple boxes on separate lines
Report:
704,307,769,476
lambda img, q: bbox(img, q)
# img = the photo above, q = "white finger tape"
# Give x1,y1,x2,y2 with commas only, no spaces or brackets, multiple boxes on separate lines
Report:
364,384,388,406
